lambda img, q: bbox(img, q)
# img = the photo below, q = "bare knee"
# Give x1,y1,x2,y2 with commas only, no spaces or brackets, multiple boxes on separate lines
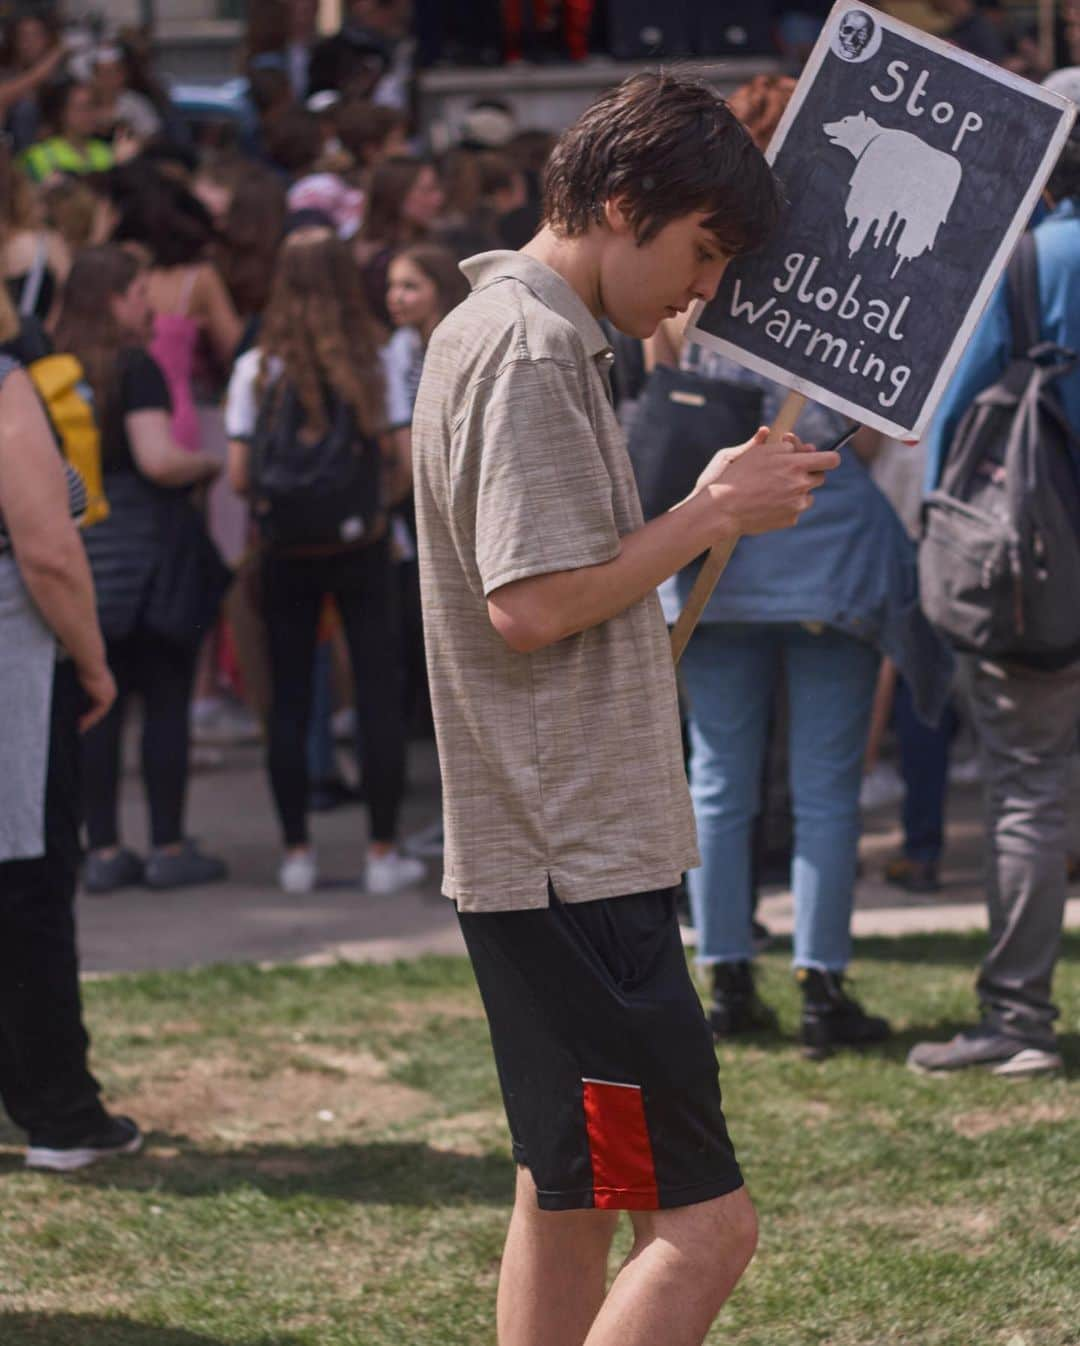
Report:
725,1187,759,1272
632,1184,759,1283
688,1186,757,1278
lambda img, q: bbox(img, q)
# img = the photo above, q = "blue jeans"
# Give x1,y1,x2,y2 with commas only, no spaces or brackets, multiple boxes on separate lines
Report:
681,623,880,971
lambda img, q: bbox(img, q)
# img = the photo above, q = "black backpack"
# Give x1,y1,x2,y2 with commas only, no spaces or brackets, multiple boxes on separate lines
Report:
250,380,383,550
918,232,1080,665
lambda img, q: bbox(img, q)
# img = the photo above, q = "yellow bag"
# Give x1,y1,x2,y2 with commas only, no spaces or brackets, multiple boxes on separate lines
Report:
27,353,109,528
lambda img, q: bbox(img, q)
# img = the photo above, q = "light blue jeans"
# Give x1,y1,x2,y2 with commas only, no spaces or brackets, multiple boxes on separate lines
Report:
681,623,880,971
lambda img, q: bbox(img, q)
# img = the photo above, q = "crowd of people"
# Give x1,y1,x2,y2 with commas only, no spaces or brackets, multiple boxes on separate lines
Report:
246,0,1080,76
0,0,1076,1190
0,3,562,901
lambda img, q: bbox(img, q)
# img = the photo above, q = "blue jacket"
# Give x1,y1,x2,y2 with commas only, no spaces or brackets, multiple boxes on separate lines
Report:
924,198,1080,491
660,354,954,725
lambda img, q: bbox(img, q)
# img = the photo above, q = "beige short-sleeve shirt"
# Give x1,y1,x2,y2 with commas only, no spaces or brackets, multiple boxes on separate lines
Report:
413,251,699,912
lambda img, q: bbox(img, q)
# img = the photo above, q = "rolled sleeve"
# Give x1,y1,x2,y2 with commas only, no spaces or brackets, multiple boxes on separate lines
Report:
458,356,621,597
224,348,262,441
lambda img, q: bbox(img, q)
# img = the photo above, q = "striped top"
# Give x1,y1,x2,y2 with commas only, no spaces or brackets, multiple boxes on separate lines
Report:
0,353,89,553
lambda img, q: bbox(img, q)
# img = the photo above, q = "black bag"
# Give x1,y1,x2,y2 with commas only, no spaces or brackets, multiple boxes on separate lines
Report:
626,363,764,522
144,494,232,650
918,232,1080,664
250,380,382,550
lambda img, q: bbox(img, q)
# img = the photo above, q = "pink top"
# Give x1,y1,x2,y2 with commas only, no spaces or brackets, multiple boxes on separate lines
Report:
149,269,201,453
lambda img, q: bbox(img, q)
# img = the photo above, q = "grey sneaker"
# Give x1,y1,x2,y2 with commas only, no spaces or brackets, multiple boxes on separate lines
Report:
907,1024,1062,1077
83,847,144,895
145,839,228,890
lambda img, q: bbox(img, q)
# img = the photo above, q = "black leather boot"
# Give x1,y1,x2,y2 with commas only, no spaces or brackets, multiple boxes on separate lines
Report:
709,961,778,1040
798,968,891,1059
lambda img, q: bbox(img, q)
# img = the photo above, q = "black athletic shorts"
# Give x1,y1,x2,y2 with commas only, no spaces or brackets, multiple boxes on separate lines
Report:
457,883,743,1212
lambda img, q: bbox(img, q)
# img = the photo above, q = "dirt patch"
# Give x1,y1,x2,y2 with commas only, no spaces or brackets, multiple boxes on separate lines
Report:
842,1202,1001,1252
951,1102,1072,1139
425,1109,505,1157
381,995,485,1030
800,1099,835,1125
110,1048,431,1143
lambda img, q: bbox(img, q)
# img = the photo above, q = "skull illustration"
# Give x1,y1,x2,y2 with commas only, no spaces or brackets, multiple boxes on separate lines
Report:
837,10,873,59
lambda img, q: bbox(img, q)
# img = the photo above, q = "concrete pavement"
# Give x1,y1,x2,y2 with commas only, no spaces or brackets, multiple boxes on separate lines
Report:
77,734,1080,975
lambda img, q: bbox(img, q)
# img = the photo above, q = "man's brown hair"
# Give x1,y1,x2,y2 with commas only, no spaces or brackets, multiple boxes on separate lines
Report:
542,72,781,256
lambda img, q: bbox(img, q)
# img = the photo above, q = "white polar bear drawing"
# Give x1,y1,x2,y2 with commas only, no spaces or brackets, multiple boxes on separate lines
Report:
824,111,962,278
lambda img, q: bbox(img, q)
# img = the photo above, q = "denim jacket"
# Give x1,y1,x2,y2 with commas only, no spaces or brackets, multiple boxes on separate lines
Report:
659,352,954,725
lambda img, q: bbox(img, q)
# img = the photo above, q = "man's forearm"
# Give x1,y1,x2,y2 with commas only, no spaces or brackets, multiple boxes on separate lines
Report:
487,488,732,653
17,534,108,674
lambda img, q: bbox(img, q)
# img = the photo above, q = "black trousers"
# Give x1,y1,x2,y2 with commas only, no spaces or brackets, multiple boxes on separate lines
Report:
0,662,106,1145
82,628,198,850
262,538,405,848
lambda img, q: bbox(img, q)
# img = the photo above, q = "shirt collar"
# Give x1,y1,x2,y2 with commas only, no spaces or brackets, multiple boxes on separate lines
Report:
460,250,612,359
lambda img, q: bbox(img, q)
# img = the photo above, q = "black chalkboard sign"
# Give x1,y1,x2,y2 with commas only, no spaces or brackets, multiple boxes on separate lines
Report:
687,0,1076,438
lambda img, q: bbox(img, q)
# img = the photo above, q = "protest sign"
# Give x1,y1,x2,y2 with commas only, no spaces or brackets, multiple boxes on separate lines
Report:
685,0,1077,440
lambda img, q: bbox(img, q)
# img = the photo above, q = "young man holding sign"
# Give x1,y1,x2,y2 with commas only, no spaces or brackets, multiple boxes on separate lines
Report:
413,74,839,1346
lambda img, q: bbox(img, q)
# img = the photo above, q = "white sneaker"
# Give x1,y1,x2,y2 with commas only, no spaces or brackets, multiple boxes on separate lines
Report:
859,762,904,811
402,818,444,859
279,850,318,894
949,755,981,786
365,849,425,895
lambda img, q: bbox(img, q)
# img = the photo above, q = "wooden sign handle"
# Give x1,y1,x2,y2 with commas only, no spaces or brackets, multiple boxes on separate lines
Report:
670,389,807,664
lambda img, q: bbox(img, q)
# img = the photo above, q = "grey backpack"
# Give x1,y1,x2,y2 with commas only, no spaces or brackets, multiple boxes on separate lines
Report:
918,232,1080,664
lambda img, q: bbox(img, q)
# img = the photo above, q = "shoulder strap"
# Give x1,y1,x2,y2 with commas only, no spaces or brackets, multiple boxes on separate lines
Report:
18,234,49,318
1006,231,1041,360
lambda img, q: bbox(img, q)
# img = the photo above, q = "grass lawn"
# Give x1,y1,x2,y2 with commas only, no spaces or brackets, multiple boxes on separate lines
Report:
1,932,1077,1346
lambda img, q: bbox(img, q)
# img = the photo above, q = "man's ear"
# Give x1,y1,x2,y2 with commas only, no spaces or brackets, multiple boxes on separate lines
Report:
603,196,635,236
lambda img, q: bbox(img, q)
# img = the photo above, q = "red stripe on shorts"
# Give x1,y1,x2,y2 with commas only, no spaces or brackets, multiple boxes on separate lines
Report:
581,1079,659,1210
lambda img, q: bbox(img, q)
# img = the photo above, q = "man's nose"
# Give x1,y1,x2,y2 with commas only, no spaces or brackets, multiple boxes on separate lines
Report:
694,257,730,304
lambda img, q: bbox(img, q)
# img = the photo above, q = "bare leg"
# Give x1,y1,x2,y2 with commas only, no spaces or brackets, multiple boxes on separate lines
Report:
583,1186,758,1346
498,1166,619,1346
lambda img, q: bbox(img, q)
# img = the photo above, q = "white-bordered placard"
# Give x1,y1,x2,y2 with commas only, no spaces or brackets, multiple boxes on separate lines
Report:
686,0,1076,439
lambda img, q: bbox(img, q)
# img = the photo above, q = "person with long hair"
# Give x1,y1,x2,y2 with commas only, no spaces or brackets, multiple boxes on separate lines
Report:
0,139,70,328
354,155,444,323
225,225,420,896
41,175,99,255
56,245,227,893
383,242,470,768
111,165,242,452
196,157,288,329
384,242,468,450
